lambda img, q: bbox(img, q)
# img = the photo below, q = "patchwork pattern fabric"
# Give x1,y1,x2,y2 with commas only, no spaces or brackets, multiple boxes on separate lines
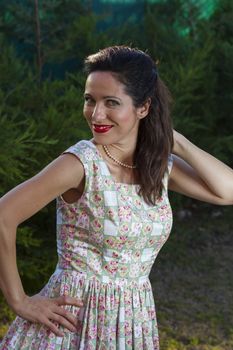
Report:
0,140,173,350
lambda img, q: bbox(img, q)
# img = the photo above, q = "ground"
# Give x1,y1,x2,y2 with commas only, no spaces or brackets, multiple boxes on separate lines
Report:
151,204,233,350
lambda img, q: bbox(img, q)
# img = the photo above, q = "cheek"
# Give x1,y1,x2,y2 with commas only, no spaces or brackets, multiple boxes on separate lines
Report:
117,110,138,125
83,106,91,120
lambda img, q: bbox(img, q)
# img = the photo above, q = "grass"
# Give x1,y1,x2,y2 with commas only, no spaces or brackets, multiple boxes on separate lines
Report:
0,298,15,340
0,203,232,350
151,204,233,350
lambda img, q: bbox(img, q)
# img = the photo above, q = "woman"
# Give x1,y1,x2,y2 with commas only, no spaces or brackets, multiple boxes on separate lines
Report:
0,46,232,350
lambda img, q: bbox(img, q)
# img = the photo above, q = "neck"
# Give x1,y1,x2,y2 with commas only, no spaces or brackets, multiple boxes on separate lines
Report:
92,138,137,165
109,142,136,159
103,144,136,169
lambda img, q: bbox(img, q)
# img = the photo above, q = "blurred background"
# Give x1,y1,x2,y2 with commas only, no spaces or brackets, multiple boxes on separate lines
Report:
0,0,232,349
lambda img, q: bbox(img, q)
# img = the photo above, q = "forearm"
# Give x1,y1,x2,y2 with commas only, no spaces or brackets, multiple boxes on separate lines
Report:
173,133,233,202
0,222,83,337
0,223,26,310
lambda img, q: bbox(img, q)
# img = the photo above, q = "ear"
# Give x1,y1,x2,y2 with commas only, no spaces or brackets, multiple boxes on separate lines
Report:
137,98,151,119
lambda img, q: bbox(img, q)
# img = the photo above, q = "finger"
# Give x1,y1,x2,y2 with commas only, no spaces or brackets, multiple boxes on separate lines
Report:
44,319,65,337
55,295,83,307
53,305,78,327
49,313,77,333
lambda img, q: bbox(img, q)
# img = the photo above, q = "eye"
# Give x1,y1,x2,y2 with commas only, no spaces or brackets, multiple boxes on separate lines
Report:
84,96,95,105
106,99,120,107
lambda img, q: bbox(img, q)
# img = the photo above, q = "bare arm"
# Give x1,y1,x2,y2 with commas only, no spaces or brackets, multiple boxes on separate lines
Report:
169,131,233,205
0,153,84,335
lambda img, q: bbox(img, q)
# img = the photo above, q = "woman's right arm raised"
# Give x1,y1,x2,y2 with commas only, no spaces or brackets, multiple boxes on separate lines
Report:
0,153,84,336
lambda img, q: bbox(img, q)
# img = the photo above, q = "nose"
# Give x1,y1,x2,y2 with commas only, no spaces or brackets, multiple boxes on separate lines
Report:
91,103,106,122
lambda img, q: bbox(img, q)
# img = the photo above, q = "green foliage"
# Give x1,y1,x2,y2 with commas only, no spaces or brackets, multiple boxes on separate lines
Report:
0,0,108,79
206,0,233,161
0,0,232,342
0,35,91,295
119,0,233,164
0,297,15,339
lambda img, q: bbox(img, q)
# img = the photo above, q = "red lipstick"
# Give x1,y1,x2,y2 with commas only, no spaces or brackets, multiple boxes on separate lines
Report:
93,124,113,133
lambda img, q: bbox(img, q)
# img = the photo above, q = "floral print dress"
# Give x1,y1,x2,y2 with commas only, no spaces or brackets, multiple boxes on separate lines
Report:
0,140,173,350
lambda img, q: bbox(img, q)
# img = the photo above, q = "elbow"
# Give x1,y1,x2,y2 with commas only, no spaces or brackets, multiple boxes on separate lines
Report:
213,186,233,205
0,217,9,238
215,194,233,206
0,213,17,241
218,199,233,206
0,215,7,233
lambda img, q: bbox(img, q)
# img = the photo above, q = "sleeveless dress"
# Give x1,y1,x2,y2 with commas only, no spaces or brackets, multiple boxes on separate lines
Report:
0,140,173,350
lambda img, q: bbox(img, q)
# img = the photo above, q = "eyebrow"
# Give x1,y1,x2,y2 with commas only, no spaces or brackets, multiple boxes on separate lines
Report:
84,93,121,101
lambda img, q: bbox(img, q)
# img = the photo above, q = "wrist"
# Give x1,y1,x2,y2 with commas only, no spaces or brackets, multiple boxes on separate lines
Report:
2,284,26,312
8,293,28,313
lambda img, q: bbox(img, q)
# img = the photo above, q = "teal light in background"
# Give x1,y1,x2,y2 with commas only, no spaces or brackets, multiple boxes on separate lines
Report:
98,0,218,19
182,0,218,19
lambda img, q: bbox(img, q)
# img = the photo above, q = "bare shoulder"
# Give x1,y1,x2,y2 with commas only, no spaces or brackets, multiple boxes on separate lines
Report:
0,153,84,227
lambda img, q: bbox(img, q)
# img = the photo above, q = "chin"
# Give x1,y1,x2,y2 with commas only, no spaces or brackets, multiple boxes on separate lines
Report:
92,135,111,145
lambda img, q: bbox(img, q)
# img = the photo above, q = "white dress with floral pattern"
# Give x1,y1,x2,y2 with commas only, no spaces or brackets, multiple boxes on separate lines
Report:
0,140,173,350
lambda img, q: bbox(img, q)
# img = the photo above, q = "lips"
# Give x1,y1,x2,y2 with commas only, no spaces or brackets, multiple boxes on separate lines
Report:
93,124,113,133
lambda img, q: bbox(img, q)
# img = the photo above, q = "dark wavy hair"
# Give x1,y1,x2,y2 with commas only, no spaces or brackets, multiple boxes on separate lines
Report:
84,46,173,205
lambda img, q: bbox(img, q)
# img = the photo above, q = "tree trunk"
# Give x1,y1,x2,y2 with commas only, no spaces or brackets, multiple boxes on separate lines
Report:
34,0,42,82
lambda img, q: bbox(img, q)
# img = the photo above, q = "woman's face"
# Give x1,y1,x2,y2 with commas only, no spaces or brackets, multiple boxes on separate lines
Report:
83,71,147,146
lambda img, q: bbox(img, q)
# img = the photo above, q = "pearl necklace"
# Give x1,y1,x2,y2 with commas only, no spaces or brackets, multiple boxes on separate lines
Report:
103,145,136,169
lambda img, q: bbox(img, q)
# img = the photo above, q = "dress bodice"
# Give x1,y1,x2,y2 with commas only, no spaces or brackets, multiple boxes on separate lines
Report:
56,140,173,286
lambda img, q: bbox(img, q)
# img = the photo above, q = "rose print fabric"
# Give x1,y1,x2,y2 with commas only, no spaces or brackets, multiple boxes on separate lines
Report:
0,140,173,350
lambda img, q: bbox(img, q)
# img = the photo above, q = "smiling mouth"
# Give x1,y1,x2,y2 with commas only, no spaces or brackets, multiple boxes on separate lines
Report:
93,124,113,133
